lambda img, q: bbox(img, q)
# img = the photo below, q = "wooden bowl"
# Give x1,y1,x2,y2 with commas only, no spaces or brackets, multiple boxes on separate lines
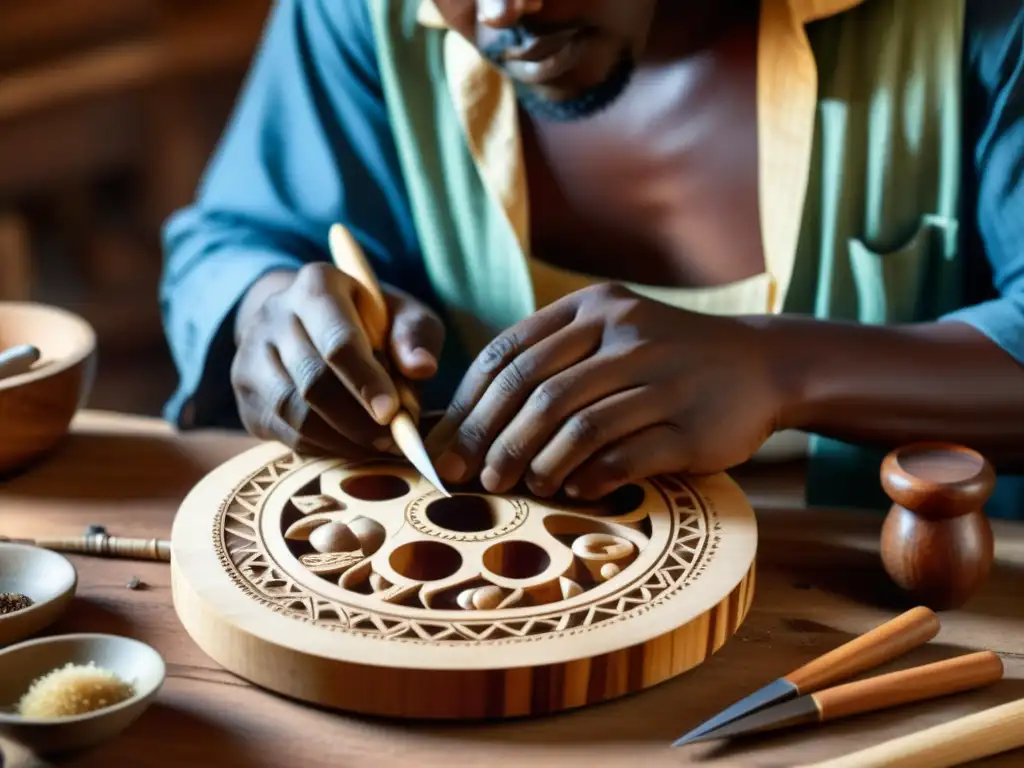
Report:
0,302,97,474
0,543,77,647
0,634,165,755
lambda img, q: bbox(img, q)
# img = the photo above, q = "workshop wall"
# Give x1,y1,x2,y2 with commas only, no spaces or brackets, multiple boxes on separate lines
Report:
0,0,272,415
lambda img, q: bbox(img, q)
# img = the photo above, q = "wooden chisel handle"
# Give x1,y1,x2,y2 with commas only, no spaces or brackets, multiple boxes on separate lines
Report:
812,651,1004,721
326,223,449,493
328,223,390,351
800,696,1024,768
785,607,940,693
328,223,420,419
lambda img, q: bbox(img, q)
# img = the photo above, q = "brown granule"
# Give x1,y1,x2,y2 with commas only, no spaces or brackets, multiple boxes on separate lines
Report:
0,592,34,615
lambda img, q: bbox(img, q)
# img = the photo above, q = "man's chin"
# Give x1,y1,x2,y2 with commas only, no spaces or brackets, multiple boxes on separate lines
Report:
511,53,635,123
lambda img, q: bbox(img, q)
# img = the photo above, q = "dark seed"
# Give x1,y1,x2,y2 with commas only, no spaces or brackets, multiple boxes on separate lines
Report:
0,592,34,615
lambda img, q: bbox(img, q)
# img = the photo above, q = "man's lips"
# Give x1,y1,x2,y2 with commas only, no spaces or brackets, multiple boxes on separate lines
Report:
502,29,583,63
498,28,590,84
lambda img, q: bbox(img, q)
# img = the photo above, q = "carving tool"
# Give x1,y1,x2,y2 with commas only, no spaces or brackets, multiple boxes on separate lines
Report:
0,344,40,381
682,650,1003,743
672,606,941,746
0,532,170,562
327,223,449,497
798,695,1024,768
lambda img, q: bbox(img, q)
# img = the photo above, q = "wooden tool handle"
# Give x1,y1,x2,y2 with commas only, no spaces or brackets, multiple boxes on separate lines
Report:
328,223,421,420
785,607,940,693
800,696,1024,768
813,651,1004,721
36,534,171,562
328,223,390,351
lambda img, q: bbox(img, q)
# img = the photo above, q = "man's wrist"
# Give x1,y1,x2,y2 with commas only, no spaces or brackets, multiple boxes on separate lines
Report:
738,313,820,433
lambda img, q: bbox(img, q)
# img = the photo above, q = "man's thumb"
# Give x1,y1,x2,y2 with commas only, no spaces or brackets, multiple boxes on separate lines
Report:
387,291,445,380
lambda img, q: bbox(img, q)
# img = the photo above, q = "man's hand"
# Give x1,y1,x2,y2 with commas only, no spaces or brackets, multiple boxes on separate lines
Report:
425,283,785,499
231,262,444,455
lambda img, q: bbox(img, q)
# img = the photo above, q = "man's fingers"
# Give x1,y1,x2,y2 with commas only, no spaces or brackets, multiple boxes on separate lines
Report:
563,424,690,501
522,384,667,496
473,342,631,494
424,295,579,455
296,274,398,425
234,343,335,455
387,291,445,380
292,405,376,457
431,321,602,485
276,315,387,448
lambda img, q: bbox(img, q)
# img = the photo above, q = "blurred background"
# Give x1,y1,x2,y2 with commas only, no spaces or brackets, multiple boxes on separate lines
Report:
0,0,271,416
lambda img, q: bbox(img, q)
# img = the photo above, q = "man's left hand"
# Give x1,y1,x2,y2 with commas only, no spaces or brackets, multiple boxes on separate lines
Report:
424,283,788,500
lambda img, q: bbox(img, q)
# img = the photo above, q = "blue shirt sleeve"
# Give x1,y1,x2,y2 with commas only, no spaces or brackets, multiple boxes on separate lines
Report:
941,1,1024,364
159,0,423,429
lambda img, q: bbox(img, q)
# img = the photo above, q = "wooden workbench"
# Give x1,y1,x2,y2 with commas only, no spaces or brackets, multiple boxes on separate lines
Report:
2,411,1022,767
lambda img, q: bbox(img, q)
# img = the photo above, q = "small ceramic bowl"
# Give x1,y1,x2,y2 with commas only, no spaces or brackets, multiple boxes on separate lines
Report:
0,302,97,474
0,544,77,647
0,634,165,755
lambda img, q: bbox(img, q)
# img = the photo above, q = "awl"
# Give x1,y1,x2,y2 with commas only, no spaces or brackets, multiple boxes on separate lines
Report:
327,223,449,497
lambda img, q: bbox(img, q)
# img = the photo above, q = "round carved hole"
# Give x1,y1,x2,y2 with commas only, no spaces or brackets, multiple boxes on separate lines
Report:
342,474,409,501
482,540,551,580
425,496,499,533
390,541,462,582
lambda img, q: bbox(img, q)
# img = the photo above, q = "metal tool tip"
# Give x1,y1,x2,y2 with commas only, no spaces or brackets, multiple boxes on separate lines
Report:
671,732,716,747
670,733,702,748
667,679,799,749
421,468,451,497
671,724,722,748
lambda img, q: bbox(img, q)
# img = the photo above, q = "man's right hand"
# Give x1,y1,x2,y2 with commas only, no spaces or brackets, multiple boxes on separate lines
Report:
230,262,445,456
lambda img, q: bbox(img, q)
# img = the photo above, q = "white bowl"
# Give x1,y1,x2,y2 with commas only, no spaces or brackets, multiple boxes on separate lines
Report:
0,633,166,755
0,543,77,647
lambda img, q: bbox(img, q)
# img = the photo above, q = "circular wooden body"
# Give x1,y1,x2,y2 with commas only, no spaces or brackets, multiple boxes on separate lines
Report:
171,443,757,719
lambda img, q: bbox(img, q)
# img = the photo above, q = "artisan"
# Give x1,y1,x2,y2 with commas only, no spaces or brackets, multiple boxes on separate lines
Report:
159,0,1024,517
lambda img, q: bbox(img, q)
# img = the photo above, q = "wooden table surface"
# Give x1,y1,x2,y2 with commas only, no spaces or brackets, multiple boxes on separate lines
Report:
2,411,1023,767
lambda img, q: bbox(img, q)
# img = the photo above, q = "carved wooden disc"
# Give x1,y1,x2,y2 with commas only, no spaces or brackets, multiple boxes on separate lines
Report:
171,443,758,719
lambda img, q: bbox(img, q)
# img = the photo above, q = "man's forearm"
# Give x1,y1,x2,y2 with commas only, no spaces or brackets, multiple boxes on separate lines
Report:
756,315,1024,468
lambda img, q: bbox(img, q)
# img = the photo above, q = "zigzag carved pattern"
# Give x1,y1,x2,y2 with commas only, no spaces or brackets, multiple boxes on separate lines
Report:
214,460,717,644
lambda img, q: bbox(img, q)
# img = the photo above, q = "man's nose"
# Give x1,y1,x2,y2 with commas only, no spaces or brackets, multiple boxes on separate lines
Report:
477,0,544,28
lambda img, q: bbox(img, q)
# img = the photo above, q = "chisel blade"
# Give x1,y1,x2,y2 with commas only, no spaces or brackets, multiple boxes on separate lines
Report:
680,695,820,745
672,678,799,747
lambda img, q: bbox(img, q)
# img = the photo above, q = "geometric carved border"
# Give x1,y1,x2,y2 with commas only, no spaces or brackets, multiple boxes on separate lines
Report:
213,454,721,645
